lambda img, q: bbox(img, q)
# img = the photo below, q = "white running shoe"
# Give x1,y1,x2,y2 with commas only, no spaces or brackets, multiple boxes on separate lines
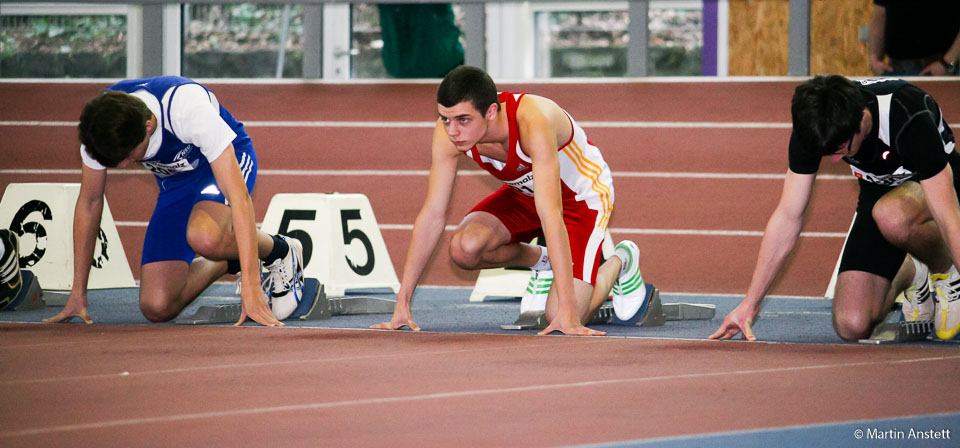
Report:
262,236,304,320
519,270,552,315
0,229,22,310
930,265,960,340
612,240,648,322
902,262,934,322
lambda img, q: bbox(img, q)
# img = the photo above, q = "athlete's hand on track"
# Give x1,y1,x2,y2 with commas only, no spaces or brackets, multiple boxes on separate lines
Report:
235,288,283,327
538,314,606,336
43,296,93,324
709,302,758,341
371,307,420,331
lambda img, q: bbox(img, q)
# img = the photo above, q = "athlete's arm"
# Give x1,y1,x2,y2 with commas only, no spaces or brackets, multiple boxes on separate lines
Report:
517,97,604,336
208,146,282,327
44,164,104,323
710,169,815,340
919,165,960,268
868,5,893,75
372,121,459,331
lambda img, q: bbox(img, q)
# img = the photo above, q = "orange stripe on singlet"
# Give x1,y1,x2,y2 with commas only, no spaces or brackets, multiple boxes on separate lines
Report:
561,141,613,229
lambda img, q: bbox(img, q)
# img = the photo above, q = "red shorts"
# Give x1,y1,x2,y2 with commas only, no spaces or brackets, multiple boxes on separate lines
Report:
468,185,607,284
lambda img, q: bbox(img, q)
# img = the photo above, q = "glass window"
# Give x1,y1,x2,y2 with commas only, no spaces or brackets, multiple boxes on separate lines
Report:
182,3,304,78
649,5,702,76
536,10,629,77
535,3,702,77
1,13,126,78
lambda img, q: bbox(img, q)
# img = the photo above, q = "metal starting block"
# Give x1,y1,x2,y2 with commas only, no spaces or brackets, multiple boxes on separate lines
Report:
1,270,45,311
500,284,716,331
859,318,934,345
175,278,395,325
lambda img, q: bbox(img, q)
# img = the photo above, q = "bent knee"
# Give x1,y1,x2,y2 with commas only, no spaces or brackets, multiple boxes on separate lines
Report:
139,298,179,323
186,228,230,260
873,188,927,243
833,311,873,342
449,232,485,270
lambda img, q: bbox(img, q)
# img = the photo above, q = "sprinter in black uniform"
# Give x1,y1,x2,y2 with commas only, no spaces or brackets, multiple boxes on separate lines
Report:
711,75,960,342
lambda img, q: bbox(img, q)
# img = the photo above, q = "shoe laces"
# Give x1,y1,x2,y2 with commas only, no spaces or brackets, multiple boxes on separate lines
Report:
932,273,960,303
904,279,931,304
264,257,292,293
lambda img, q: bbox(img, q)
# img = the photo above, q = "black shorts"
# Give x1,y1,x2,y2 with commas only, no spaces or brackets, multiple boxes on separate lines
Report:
839,168,960,280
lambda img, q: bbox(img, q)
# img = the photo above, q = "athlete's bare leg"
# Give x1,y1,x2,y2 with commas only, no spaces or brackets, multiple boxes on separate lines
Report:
832,269,903,341
448,211,541,269
873,181,953,272
138,200,277,322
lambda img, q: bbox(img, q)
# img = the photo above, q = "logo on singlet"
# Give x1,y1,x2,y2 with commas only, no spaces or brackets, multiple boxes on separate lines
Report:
505,172,535,196
850,165,914,187
141,145,199,177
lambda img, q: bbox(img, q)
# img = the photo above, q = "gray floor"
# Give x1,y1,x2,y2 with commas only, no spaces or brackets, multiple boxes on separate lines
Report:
5,283,957,347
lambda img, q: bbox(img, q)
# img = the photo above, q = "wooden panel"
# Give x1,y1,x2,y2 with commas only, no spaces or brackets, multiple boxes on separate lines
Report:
810,0,873,76
728,0,790,76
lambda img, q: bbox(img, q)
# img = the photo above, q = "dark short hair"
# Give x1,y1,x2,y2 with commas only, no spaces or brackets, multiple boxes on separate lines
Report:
791,75,866,157
437,65,499,115
78,91,152,167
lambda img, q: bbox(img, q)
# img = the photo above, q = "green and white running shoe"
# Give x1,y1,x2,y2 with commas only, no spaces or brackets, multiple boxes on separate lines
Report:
520,270,552,315
611,240,649,324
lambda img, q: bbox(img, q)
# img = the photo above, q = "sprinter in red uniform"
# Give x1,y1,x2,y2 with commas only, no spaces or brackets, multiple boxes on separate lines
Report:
373,66,648,336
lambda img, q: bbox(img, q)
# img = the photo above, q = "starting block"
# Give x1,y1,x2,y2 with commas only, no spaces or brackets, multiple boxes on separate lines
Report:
500,284,717,331
1,270,45,311
859,310,934,344
175,278,396,325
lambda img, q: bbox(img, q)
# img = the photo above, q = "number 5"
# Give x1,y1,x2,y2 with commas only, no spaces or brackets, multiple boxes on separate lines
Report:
340,209,374,276
278,209,316,267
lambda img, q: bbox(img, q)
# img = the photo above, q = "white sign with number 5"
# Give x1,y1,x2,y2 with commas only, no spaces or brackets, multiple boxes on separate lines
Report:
260,193,400,296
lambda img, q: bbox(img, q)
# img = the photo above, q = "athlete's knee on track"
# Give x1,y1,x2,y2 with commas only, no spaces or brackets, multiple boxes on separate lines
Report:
139,295,180,323
833,310,873,342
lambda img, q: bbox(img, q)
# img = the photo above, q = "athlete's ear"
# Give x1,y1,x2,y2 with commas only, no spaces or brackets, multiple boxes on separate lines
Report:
484,103,498,121
145,114,157,134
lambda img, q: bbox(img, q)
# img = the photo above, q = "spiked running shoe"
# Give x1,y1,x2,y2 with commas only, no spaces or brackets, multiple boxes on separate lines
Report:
611,240,649,323
262,236,304,320
520,270,552,315
930,266,960,340
902,262,934,322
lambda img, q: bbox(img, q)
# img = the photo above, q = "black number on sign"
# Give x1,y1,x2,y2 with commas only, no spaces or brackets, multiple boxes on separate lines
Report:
91,228,110,269
9,200,52,268
340,209,374,276
277,209,316,268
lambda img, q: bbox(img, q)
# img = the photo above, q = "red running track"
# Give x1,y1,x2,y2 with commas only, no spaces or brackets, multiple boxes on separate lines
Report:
2,80,959,296
2,323,959,447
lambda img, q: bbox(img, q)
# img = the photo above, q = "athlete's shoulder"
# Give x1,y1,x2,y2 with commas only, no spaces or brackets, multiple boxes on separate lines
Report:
855,77,912,95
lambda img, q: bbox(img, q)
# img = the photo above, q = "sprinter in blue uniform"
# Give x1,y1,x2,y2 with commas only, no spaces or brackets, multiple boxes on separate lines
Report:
45,76,303,326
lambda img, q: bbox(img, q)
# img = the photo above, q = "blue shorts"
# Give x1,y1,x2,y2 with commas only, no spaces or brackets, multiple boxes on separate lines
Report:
141,147,257,265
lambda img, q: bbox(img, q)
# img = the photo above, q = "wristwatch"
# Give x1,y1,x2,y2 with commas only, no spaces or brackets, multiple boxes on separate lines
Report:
939,57,957,73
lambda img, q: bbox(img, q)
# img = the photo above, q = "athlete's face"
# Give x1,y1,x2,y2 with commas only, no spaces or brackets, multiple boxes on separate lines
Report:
438,101,497,151
116,116,154,168
828,109,871,163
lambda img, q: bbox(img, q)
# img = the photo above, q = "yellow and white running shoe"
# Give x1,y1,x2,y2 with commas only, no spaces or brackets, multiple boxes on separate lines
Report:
930,265,960,340
902,261,934,322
